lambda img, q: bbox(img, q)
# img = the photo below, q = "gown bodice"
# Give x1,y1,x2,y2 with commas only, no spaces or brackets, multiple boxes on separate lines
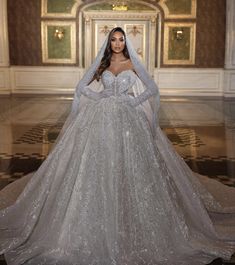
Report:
101,69,137,96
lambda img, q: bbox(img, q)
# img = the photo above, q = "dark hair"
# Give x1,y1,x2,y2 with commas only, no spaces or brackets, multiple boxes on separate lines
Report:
94,27,130,81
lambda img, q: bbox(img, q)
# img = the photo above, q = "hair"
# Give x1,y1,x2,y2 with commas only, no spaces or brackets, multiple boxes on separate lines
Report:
94,27,130,81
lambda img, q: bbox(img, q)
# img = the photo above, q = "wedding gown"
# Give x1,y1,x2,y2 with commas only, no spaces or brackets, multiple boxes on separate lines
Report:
0,69,235,265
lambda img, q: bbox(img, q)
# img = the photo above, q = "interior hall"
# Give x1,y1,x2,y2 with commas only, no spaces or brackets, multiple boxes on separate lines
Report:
0,0,235,264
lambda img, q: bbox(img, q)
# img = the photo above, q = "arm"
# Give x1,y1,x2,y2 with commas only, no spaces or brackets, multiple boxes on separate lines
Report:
78,85,102,101
128,85,157,107
77,85,113,101
123,80,157,107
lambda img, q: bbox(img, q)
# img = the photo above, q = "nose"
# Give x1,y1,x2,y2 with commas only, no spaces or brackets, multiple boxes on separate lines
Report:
115,40,121,46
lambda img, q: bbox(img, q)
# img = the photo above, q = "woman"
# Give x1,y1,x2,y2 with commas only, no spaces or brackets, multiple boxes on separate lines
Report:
0,27,235,265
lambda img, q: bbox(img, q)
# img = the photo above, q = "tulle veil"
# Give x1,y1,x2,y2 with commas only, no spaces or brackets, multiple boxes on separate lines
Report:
0,28,235,265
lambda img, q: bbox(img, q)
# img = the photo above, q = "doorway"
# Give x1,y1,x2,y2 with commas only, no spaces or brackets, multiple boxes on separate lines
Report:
80,10,160,74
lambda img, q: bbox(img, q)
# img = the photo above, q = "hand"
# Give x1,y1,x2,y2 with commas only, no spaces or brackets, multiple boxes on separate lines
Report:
99,89,114,98
120,95,140,107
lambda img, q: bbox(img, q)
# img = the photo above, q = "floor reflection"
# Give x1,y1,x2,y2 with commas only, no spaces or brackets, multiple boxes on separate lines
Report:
0,95,235,264
0,95,235,189
160,97,235,186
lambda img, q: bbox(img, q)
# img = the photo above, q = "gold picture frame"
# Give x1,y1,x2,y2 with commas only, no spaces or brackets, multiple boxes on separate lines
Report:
41,21,76,64
41,0,78,18
163,22,196,65
159,0,197,19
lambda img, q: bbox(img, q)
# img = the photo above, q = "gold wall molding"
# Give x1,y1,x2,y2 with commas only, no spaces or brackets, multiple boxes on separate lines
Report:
41,0,197,19
159,0,196,19
40,0,197,66
41,0,82,18
164,22,196,65
41,21,76,64
83,11,158,21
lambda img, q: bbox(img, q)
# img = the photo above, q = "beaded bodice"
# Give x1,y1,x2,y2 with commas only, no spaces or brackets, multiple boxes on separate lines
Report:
101,69,137,96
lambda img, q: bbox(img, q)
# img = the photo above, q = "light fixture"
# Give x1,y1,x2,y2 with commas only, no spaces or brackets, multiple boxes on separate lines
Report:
173,28,184,40
54,28,64,40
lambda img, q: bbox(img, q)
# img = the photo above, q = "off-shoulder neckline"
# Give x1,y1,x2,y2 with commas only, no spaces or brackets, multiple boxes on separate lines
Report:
103,69,137,78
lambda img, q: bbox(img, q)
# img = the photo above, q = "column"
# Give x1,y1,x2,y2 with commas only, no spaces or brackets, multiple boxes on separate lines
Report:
224,0,235,96
0,0,9,67
0,0,10,94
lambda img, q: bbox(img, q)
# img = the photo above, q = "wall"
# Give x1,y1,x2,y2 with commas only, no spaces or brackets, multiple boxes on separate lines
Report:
196,0,226,68
7,0,42,66
1,0,234,96
7,0,226,68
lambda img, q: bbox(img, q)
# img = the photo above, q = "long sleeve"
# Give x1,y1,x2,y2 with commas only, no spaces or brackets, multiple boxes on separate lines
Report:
78,86,102,101
129,85,157,107
122,83,157,107
126,37,160,111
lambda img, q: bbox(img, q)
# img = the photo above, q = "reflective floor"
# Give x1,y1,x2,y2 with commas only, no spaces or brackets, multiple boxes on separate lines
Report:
0,95,235,264
0,95,234,190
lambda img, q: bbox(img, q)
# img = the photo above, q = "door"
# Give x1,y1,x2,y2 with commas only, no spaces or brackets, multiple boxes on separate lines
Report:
83,11,158,73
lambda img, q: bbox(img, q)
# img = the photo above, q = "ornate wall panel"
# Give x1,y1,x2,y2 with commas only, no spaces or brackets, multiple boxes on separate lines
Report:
47,0,75,13
93,23,117,56
126,24,146,62
83,11,157,72
41,21,76,63
164,22,196,65
85,2,154,11
41,0,77,17
166,0,192,14
7,0,226,68
92,22,147,63
159,0,196,18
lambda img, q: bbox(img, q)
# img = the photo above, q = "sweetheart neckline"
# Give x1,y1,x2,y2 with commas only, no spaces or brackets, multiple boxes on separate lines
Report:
103,69,136,78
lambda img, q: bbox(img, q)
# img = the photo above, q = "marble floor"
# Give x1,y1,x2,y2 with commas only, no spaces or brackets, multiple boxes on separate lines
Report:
0,95,235,264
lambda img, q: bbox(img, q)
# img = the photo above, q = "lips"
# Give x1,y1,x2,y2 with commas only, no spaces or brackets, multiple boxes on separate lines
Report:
112,46,122,53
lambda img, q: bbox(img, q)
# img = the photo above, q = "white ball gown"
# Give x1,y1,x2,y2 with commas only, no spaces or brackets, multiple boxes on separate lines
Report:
0,69,235,265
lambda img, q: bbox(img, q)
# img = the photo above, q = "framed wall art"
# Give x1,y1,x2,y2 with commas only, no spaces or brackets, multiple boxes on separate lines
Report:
164,22,196,65
41,0,77,18
41,21,76,64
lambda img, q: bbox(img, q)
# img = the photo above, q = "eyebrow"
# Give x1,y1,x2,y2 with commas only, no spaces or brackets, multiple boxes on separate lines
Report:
111,36,124,40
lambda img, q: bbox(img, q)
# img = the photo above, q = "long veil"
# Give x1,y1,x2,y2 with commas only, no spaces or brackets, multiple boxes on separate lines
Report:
0,34,160,209
0,30,235,265
59,35,161,141
1,33,235,213
37,34,235,220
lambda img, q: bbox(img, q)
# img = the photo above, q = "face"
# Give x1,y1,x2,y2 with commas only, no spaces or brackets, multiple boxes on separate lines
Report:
110,31,125,54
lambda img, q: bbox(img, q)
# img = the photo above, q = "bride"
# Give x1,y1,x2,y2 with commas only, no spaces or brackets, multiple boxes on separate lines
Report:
0,27,235,265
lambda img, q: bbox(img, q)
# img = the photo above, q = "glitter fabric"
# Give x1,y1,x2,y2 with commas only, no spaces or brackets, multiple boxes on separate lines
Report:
0,70,235,265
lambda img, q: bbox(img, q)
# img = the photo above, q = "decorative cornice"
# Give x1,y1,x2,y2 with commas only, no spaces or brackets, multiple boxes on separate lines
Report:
83,10,158,20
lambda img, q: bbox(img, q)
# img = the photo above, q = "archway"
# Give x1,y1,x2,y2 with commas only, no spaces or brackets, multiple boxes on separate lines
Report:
76,0,163,73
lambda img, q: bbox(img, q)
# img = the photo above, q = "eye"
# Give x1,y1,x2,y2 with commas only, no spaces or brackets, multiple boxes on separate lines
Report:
111,38,116,42
120,38,125,42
